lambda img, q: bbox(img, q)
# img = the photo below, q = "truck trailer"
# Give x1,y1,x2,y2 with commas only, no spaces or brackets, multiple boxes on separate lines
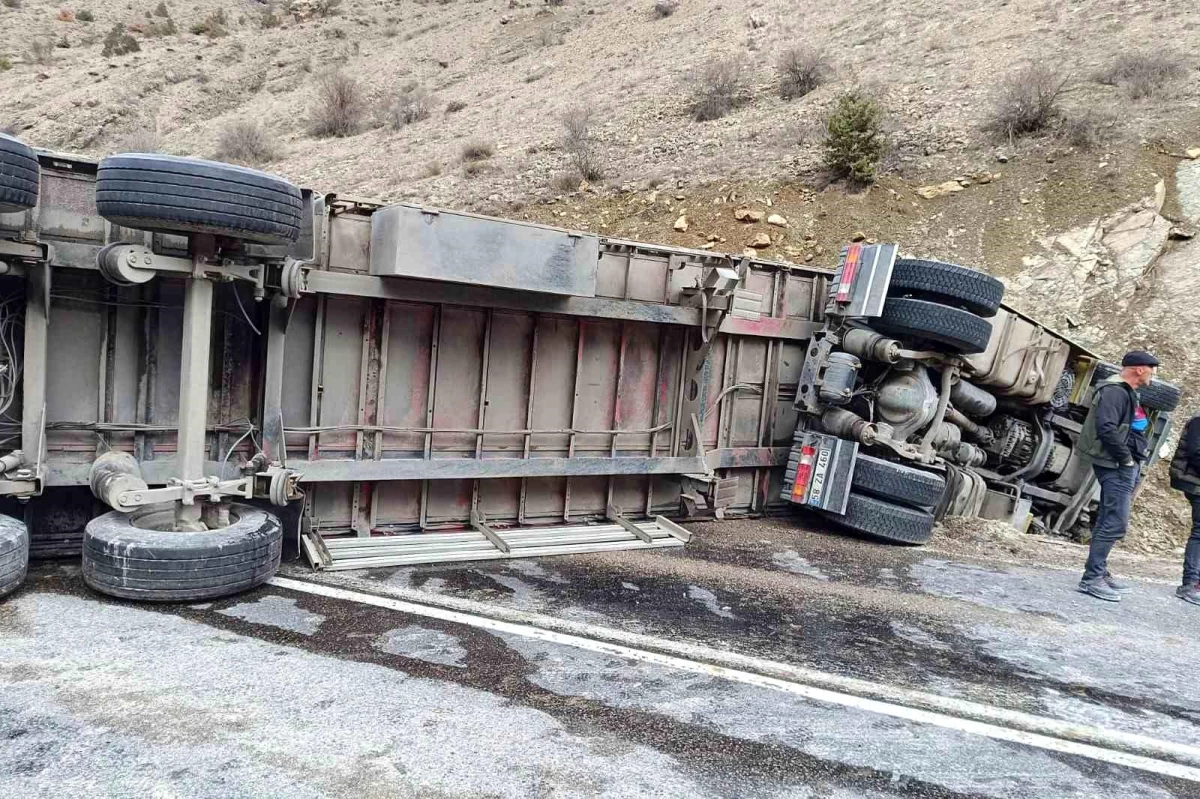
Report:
0,134,1180,602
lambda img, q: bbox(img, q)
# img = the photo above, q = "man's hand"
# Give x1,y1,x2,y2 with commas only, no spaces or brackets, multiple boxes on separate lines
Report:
1122,458,1136,468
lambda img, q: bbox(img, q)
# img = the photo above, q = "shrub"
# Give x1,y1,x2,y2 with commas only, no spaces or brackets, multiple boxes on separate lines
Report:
101,24,138,56
309,70,365,137
551,171,580,193
386,83,430,128
56,34,70,48
1,0,23,8
546,0,565,6
153,1,168,16
77,8,94,21
653,0,678,18
114,129,161,153
560,105,603,181
1096,51,1186,100
461,139,495,161
778,45,829,100
822,90,886,185
190,9,227,38
311,0,342,17
0,56,12,71
986,63,1068,138
420,161,441,178
535,26,564,47
26,39,57,65
689,56,750,121
216,119,279,165
55,7,75,22
445,100,467,113
1060,109,1112,150
145,15,176,36
260,9,280,29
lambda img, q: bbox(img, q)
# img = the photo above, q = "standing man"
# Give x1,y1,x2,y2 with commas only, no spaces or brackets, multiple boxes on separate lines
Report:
1169,412,1200,606
1075,350,1159,601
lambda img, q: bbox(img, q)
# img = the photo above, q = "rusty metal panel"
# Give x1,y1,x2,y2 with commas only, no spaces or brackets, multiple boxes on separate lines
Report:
431,307,485,453
483,312,534,455
574,321,620,453
317,297,368,455
380,301,434,456
369,205,599,297
529,317,577,457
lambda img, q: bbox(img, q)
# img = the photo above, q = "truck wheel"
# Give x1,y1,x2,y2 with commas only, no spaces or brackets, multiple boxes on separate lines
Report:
25,488,95,560
820,492,935,545
0,133,40,214
82,503,283,602
0,513,30,599
1138,379,1182,413
875,297,993,355
851,454,947,510
95,154,303,245
887,258,1004,317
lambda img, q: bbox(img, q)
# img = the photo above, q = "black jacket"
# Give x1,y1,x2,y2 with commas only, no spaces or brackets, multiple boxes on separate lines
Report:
1078,380,1139,467
1170,415,1200,495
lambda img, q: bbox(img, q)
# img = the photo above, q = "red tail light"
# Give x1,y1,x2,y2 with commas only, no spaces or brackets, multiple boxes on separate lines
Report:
836,243,862,303
790,445,817,502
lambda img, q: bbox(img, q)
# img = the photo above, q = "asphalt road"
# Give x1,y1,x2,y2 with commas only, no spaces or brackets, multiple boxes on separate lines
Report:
2,517,1199,798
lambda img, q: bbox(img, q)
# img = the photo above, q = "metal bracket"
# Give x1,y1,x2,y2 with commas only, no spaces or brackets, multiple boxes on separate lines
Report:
470,508,510,554
116,476,253,510
96,242,271,294
257,465,303,506
605,503,653,543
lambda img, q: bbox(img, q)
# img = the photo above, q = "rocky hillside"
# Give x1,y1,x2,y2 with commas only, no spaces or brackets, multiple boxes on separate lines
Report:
2,0,1200,554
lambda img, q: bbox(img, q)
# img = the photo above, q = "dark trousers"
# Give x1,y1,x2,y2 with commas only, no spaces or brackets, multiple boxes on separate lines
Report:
1185,495,1200,587
1083,464,1138,583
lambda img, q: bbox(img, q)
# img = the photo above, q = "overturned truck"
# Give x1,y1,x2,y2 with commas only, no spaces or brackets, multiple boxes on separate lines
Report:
0,134,1180,602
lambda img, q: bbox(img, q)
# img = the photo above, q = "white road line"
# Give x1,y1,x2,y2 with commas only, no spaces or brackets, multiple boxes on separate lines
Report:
269,576,1200,783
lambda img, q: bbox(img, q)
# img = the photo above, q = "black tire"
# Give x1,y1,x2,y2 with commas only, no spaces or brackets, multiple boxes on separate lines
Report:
25,488,95,560
1139,379,1182,413
821,492,935,545
82,503,283,602
875,297,993,355
95,154,303,245
888,258,1004,318
0,133,40,214
1094,362,1181,412
0,513,29,598
851,454,947,509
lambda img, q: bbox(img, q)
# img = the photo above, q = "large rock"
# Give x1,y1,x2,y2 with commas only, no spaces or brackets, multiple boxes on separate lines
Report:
916,181,965,199
1178,160,1200,224
734,208,765,223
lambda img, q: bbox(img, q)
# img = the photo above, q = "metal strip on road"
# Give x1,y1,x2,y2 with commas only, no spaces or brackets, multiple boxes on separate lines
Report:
268,576,1200,783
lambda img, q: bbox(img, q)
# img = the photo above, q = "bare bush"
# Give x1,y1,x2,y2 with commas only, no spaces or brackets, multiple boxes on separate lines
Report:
1060,109,1113,150
560,105,603,181
445,100,467,114
309,70,365,137
260,9,281,29
216,119,280,165
551,172,580,193
145,15,176,36
26,39,57,65
386,83,431,128
1,0,23,8
535,26,564,47
823,90,886,185
190,9,228,38
778,45,829,100
310,0,342,17
1096,51,1186,99
653,0,678,18
153,1,167,16
689,56,750,121
101,23,138,56
461,139,495,161
55,7,74,22
986,63,1068,138
77,8,94,21
113,129,161,153
420,161,441,178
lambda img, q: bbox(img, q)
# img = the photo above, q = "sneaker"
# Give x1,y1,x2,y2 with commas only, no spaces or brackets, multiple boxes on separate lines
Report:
1176,585,1200,606
1103,573,1132,593
1078,579,1121,602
